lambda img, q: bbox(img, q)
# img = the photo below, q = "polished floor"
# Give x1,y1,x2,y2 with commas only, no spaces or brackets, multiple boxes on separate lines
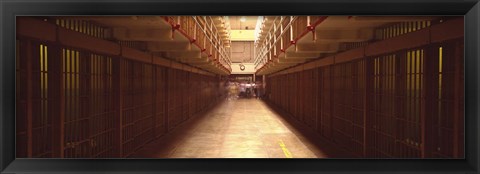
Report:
131,98,351,158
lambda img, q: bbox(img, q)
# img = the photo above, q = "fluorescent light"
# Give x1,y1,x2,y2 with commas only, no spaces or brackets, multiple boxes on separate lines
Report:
240,16,246,22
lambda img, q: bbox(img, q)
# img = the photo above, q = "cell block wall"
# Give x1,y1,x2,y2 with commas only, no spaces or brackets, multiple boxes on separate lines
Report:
265,19,464,158
16,18,226,158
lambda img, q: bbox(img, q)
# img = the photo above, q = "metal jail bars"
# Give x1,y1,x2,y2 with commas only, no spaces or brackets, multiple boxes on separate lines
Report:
16,17,226,158
16,16,464,158
265,17,464,158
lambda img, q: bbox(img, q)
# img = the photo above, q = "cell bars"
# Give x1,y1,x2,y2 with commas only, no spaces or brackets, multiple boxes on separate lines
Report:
16,41,225,158
16,41,54,158
121,59,155,157
266,38,464,158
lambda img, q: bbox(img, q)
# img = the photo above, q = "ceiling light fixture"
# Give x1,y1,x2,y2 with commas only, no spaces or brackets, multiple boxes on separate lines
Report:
240,16,246,22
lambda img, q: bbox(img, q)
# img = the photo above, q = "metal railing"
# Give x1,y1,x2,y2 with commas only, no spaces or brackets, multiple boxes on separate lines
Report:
254,16,318,71
165,16,232,73
254,16,324,70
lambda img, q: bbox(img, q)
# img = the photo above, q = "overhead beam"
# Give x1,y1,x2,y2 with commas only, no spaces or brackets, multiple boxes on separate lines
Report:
147,41,191,52
112,28,172,41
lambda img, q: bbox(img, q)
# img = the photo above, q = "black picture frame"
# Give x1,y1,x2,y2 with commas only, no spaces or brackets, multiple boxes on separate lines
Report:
1,0,479,173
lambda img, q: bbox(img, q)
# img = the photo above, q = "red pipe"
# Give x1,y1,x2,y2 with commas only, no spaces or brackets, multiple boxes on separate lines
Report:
280,16,329,53
162,17,205,55
289,16,328,47
255,17,328,75
162,17,228,73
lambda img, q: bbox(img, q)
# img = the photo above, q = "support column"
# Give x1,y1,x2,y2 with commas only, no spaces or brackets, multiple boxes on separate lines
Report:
393,51,405,157
421,45,436,158
113,58,123,157
51,45,64,158
452,39,464,158
363,57,372,157
21,40,33,157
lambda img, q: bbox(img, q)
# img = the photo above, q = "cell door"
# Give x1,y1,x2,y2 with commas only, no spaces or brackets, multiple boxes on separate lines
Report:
154,66,167,138
87,54,116,158
63,50,116,158
16,41,55,158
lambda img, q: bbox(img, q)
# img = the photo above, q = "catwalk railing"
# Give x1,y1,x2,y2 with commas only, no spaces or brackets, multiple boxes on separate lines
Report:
164,16,232,73
53,16,231,74
256,17,435,75
16,17,227,158
253,16,325,70
265,17,464,158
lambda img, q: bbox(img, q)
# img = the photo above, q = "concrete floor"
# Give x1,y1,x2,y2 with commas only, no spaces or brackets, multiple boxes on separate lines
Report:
130,98,350,158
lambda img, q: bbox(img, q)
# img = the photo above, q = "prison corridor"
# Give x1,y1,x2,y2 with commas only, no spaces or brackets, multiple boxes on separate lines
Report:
130,99,349,158
15,16,464,158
